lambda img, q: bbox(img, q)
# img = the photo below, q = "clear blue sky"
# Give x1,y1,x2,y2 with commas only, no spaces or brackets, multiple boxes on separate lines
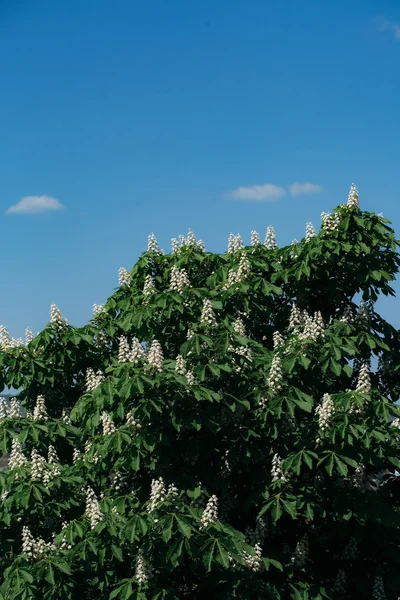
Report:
0,0,399,339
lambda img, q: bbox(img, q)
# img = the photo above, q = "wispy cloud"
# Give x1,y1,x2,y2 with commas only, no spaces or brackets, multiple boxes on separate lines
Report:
226,184,286,201
5,195,65,215
288,182,322,197
377,17,400,40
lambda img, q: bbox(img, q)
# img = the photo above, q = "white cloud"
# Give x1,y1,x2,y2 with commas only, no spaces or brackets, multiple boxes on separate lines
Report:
227,183,286,201
377,17,400,40
288,182,322,197
5,195,65,215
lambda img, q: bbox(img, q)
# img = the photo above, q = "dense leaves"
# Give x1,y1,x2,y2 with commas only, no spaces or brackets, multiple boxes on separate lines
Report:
1,193,400,599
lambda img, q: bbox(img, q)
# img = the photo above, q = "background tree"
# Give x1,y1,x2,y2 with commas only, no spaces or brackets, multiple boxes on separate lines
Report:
0,185,400,599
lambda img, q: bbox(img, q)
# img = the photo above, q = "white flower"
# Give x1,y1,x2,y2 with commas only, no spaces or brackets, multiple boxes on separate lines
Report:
148,232,162,254
85,487,103,529
129,337,145,363
147,477,167,513
321,211,340,232
93,304,105,317
25,327,35,344
271,453,286,482
391,418,400,428
272,331,284,349
200,495,219,528
0,397,8,420
333,570,347,595
201,299,217,327
50,304,68,329
227,233,244,253
233,317,246,337
118,336,131,363
289,303,302,330
341,537,358,560
291,535,309,568
61,409,72,425
175,354,187,375
251,231,261,246
126,410,141,432
187,327,195,340
356,300,370,326
33,395,48,421
147,340,164,372
9,439,27,470
30,450,46,481
186,370,195,386
340,305,354,324
0,325,12,351
356,362,371,394
171,238,180,253
372,576,386,600
347,183,359,208
8,398,21,419
267,355,283,392
85,368,104,391
100,412,116,435
315,393,334,430
264,225,278,249
143,275,156,301
135,549,152,584
118,267,131,286
22,527,54,559
222,250,251,290
298,311,325,342
170,265,191,293
243,543,263,572
305,222,316,242
72,448,80,462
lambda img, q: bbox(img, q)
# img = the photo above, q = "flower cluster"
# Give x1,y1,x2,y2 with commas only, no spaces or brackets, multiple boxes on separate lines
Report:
118,335,131,362
143,275,156,301
200,495,219,528
175,354,187,375
356,300,371,326
84,441,100,464
372,576,386,600
129,337,145,363
85,368,104,391
305,222,316,242
93,304,105,317
267,355,283,392
22,526,55,560
356,363,371,394
172,230,205,252
8,398,22,419
85,487,103,529
33,395,48,421
135,549,152,584
9,439,27,470
0,325,13,350
222,251,251,289
250,230,261,246
50,303,68,329
264,225,278,249
333,570,347,595
147,233,163,254
170,265,191,293
147,477,178,513
321,211,340,232
126,410,142,432
315,393,334,431
340,304,354,324
0,397,8,420
61,409,72,425
118,267,131,286
243,543,263,572
25,327,35,344
347,183,359,208
227,233,244,253
30,450,46,481
147,340,164,372
200,299,217,327
298,310,325,342
271,453,286,482
273,331,284,349
100,412,116,435
291,535,309,568
289,302,302,331
233,317,246,337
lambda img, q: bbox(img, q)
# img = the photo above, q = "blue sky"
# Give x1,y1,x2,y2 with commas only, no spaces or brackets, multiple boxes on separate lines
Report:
0,0,399,339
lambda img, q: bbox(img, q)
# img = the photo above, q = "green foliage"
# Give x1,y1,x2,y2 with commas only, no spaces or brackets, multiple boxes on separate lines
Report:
0,198,400,598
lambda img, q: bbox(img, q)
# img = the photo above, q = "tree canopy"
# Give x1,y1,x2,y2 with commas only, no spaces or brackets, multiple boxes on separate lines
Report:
1,185,400,599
